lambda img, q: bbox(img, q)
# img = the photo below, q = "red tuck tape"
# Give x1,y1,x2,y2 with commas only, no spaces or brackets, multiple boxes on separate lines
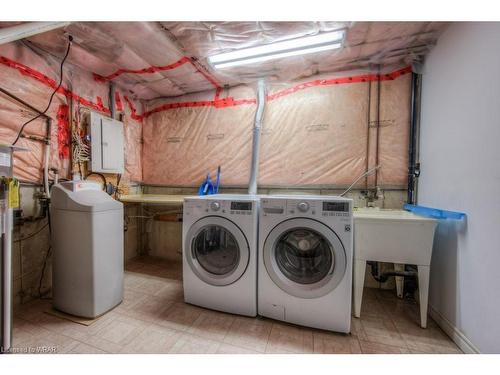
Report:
266,66,413,101
115,91,124,112
93,56,221,91
141,66,411,118
0,55,111,115
1,53,412,120
124,95,143,122
93,56,191,82
57,104,70,159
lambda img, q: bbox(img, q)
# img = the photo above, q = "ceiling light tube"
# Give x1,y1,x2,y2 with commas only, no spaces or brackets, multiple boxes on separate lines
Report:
208,30,345,69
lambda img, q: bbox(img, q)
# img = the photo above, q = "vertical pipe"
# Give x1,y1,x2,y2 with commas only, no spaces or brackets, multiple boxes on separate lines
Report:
408,72,422,204
1,186,13,353
374,68,381,187
365,81,371,190
43,119,51,199
248,80,266,195
109,82,117,120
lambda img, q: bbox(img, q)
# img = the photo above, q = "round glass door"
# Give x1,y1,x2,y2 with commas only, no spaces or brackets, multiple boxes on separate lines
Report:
186,216,249,286
264,218,346,298
192,225,240,276
275,228,333,285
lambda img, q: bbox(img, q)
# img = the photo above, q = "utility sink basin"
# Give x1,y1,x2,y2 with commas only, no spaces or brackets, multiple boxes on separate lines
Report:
353,208,437,264
352,207,438,328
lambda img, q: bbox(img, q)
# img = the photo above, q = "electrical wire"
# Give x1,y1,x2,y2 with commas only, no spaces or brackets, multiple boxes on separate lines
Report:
13,222,49,243
12,35,73,145
38,204,52,299
340,165,381,197
38,246,52,299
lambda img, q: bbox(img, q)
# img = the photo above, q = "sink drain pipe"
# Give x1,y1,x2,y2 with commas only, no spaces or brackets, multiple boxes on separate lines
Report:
248,79,266,195
368,261,417,283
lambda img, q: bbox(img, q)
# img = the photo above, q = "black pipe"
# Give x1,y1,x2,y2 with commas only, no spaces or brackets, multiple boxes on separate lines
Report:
368,261,417,283
408,72,422,204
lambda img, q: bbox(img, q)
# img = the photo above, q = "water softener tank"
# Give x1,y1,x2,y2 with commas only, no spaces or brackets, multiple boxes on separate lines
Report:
51,181,123,318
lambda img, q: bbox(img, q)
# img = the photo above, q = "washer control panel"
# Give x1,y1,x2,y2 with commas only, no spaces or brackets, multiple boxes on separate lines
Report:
260,197,352,219
229,200,253,215
184,198,256,217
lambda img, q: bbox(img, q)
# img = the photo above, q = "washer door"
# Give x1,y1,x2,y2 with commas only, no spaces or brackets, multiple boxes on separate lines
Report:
263,218,346,299
186,216,250,286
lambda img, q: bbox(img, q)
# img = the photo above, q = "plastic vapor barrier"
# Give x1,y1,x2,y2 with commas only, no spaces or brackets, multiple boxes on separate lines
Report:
142,69,411,188
0,40,143,183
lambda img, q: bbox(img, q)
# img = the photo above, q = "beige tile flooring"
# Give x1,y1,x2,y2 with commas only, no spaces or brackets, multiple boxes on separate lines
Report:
12,256,462,354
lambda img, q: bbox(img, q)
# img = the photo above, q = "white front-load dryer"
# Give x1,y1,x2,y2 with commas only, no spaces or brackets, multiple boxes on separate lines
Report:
183,194,258,316
258,195,353,333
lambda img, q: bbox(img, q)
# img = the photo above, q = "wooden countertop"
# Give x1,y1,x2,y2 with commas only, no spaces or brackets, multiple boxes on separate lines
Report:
118,194,191,205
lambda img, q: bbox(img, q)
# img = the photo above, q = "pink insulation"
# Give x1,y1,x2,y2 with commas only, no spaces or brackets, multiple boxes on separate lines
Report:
3,22,447,99
0,22,445,188
0,40,143,183
142,86,256,186
163,21,448,87
142,69,412,188
121,100,143,182
260,79,370,186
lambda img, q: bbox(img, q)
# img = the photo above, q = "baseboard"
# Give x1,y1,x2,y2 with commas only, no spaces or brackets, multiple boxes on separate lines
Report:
429,305,480,354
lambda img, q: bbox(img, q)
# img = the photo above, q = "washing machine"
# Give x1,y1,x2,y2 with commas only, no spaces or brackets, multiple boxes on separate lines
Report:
183,194,258,316
258,195,353,333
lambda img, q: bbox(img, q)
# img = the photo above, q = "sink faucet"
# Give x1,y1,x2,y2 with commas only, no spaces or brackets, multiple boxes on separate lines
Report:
360,187,384,207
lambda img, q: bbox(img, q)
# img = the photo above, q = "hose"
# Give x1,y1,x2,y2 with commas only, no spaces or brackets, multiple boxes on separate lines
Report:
340,165,381,197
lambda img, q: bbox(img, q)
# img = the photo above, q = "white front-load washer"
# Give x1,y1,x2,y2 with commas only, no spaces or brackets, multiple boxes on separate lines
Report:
258,195,353,333
183,194,258,316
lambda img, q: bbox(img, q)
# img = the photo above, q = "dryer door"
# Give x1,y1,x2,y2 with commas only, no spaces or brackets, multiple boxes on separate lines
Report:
263,218,346,298
186,216,250,286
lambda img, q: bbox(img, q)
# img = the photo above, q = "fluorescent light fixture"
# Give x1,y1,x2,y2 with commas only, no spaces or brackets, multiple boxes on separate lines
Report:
208,30,345,69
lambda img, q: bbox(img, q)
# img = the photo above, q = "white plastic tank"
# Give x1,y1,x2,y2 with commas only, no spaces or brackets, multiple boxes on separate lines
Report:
50,181,124,318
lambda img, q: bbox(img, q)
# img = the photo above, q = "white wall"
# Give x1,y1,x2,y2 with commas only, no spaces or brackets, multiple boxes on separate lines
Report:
419,22,500,353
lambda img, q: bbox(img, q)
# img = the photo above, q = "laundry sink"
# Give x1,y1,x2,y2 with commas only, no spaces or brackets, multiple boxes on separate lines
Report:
353,208,437,264
352,207,438,328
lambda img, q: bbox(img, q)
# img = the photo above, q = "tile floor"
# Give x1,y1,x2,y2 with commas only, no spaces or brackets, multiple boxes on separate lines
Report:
12,256,462,354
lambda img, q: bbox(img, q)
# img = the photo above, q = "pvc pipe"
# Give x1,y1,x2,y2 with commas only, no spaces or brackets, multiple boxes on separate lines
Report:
0,22,70,45
248,80,266,195
1,206,13,352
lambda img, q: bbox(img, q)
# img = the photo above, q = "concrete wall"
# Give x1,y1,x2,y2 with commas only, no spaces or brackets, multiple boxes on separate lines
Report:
419,22,500,353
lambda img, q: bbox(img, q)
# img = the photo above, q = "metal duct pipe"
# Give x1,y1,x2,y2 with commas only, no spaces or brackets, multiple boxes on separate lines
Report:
248,80,266,195
0,22,70,45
